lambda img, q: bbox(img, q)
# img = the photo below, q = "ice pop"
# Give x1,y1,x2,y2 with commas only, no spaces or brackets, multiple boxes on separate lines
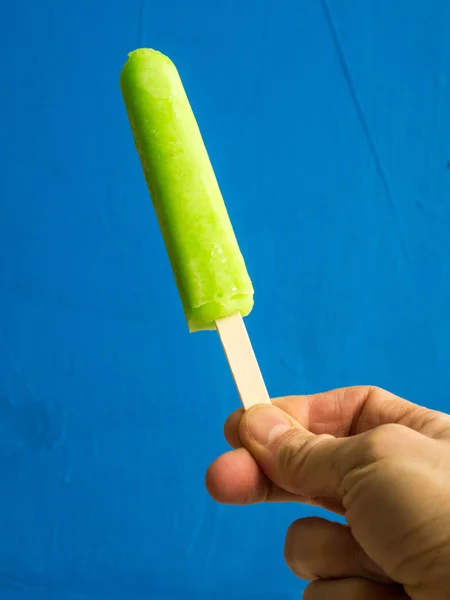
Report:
120,48,270,408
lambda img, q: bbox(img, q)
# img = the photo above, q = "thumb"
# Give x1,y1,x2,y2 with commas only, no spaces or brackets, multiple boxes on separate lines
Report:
240,404,345,499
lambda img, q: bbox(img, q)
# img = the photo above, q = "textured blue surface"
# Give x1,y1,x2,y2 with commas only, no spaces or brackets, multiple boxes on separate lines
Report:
1,0,450,598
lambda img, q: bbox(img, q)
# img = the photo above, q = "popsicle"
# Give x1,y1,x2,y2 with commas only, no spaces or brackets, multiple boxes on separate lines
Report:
120,48,270,409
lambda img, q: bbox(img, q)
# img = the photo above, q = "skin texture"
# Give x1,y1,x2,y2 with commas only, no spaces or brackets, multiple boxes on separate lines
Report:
206,387,450,599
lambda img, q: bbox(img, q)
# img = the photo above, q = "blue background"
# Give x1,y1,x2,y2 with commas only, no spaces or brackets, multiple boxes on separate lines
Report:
1,0,450,598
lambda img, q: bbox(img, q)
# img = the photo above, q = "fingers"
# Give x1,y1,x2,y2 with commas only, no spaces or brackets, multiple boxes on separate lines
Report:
223,388,394,447
205,447,298,504
214,387,450,512
284,517,390,583
238,405,433,500
239,404,345,498
224,387,450,449
205,447,265,505
303,579,408,600
205,447,344,511
217,402,440,509
224,395,312,448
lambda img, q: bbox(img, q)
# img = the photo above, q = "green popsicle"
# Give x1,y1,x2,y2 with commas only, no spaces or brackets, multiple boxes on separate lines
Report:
120,48,254,332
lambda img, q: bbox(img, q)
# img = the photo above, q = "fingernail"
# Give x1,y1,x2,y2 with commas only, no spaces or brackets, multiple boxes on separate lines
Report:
245,406,292,446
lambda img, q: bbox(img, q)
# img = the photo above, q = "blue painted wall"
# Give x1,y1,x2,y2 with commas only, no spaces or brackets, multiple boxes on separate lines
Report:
0,0,449,598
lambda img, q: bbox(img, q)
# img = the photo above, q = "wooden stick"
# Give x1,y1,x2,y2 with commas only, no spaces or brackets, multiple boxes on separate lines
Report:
215,313,271,410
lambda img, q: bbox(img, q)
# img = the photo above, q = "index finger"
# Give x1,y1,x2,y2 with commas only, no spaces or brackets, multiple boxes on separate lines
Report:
224,386,450,448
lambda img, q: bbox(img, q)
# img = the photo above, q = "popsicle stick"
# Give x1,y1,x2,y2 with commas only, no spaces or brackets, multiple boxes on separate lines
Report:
215,313,271,410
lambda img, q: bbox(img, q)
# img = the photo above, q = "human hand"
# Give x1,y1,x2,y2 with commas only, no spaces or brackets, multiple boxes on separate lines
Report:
206,387,450,599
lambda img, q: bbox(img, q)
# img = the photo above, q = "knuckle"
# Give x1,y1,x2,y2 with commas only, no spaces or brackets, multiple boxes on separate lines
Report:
360,423,408,462
284,516,347,582
284,520,315,580
285,517,321,553
283,524,297,569
302,581,321,600
277,434,307,478
277,433,329,486
284,517,325,574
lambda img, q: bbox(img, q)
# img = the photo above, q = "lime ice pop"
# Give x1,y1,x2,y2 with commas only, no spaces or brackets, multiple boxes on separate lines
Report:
120,48,270,409
120,49,253,332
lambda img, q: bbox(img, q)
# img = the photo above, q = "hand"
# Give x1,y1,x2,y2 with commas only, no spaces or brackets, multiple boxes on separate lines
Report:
206,387,450,599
